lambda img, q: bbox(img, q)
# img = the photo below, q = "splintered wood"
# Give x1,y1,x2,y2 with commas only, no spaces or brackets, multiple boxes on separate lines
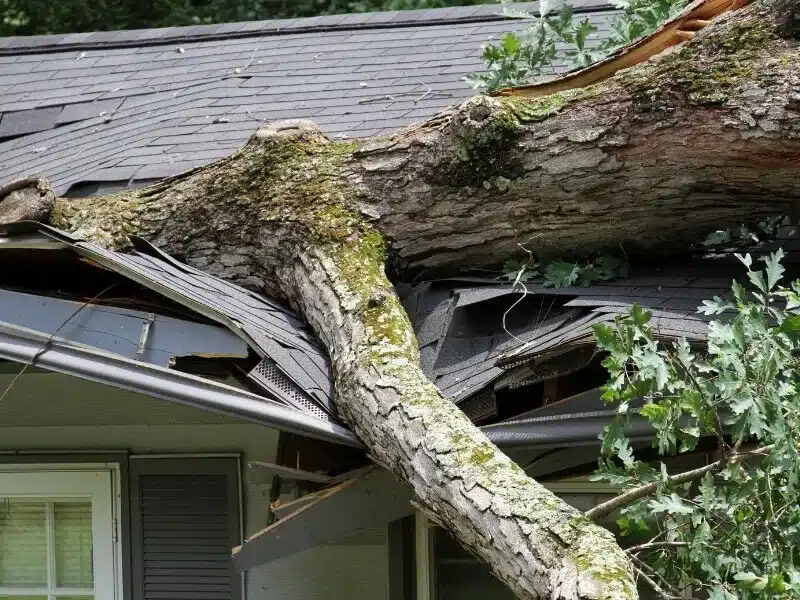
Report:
495,0,753,98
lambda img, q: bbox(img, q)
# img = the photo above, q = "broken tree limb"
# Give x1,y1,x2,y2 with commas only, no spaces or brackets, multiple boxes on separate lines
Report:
586,444,774,521
233,467,413,569
0,177,54,225
1,1,797,598
496,0,751,99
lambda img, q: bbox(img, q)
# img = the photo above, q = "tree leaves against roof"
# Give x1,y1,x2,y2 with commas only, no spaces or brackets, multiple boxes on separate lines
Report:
591,250,800,599
466,0,686,92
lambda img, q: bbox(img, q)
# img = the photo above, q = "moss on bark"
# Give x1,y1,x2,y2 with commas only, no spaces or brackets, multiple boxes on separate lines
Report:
620,14,779,110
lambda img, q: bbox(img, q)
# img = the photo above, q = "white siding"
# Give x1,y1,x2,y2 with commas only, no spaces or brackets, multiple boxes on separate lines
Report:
247,530,388,600
0,372,389,600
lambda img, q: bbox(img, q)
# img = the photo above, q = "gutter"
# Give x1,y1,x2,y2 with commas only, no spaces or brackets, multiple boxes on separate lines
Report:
482,410,654,449
0,320,360,448
0,317,645,451
0,315,650,450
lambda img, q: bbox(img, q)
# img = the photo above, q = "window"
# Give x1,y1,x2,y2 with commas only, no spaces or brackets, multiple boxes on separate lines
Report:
427,487,661,600
0,470,117,600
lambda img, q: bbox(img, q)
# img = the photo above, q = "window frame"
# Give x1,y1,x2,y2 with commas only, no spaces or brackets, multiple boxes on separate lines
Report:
0,466,123,600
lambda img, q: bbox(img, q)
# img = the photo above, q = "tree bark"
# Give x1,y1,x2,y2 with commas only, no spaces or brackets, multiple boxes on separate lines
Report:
2,1,798,599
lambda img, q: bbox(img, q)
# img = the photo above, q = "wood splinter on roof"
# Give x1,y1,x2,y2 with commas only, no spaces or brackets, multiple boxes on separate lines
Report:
494,0,752,99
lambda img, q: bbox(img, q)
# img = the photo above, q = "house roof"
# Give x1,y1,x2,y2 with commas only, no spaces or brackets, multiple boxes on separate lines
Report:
0,220,663,451
0,220,725,452
0,221,357,444
0,1,618,195
400,268,731,421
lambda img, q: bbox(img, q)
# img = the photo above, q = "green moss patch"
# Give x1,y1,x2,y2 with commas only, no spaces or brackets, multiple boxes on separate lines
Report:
620,18,777,110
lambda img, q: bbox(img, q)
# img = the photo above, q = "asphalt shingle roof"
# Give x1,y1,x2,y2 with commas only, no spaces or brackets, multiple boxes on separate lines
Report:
401,272,731,405
0,0,618,194
3,221,337,422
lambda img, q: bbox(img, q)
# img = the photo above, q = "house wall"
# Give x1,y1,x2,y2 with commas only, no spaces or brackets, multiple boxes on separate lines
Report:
0,371,389,600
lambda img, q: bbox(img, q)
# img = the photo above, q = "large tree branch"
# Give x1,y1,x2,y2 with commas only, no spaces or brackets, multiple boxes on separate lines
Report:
353,0,800,272
0,1,796,599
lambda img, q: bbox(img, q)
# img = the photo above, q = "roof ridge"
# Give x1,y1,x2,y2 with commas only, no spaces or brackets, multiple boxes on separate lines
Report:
0,1,614,56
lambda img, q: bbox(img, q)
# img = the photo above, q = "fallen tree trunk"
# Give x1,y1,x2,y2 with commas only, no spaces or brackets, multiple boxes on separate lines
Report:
3,1,799,598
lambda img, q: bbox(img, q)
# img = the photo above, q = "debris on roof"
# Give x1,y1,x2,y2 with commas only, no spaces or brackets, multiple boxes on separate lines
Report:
0,1,619,195
0,220,713,451
401,271,729,422
0,221,338,424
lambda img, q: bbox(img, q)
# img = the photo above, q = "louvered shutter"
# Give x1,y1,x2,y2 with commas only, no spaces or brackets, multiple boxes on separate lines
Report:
130,458,241,600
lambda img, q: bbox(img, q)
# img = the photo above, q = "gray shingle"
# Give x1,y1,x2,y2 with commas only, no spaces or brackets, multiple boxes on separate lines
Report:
57,98,124,124
0,106,62,138
0,2,616,189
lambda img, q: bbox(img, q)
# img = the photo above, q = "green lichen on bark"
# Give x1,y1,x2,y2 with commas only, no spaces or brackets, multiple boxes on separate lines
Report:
51,188,154,250
335,225,420,365
568,515,636,598
620,16,778,110
498,86,601,123
423,97,526,188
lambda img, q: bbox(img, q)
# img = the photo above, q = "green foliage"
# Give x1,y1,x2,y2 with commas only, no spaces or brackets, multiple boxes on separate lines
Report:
0,0,488,35
467,0,686,92
501,252,627,288
598,0,685,52
465,1,600,91
592,250,800,599
702,216,791,249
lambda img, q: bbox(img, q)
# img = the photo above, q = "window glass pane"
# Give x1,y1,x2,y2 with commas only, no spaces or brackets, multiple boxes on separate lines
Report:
54,502,93,589
0,500,47,587
0,595,48,600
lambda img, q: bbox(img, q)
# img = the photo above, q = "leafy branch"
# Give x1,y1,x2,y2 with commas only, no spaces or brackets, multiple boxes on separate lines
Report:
502,252,627,288
587,249,800,600
467,0,686,92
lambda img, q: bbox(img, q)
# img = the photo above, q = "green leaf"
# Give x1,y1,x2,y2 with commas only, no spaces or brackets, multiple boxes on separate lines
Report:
778,314,800,340
617,515,650,536
573,17,597,49
501,32,521,55
630,303,652,328
649,493,695,515
698,296,735,315
592,323,617,351
747,269,768,294
736,252,753,269
639,402,668,421
543,260,581,288
732,279,746,303
762,248,786,290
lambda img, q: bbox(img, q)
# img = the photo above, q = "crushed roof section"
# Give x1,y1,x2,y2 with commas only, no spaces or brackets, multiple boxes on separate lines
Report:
401,272,730,403
2,222,336,421
0,1,618,194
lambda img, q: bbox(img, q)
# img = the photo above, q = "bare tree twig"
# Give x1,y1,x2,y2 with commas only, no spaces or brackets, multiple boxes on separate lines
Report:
586,445,773,520
626,541,690,554
630,559,683,600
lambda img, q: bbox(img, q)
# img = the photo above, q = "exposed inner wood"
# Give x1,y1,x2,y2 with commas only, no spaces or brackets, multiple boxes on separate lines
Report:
495,0,751,99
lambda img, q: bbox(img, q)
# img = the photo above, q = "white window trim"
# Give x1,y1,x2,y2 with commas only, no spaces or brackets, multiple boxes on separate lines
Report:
413,479,625,600
415,514,434,600
0,464,123,600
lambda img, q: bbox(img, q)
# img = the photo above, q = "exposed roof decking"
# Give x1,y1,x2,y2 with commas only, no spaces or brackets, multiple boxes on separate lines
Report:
0,222,337,422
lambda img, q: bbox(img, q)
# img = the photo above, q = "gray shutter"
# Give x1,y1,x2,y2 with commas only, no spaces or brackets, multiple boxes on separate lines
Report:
130,458,241,600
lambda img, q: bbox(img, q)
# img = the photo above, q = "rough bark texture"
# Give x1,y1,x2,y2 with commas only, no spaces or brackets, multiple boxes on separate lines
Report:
2,1,798,599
